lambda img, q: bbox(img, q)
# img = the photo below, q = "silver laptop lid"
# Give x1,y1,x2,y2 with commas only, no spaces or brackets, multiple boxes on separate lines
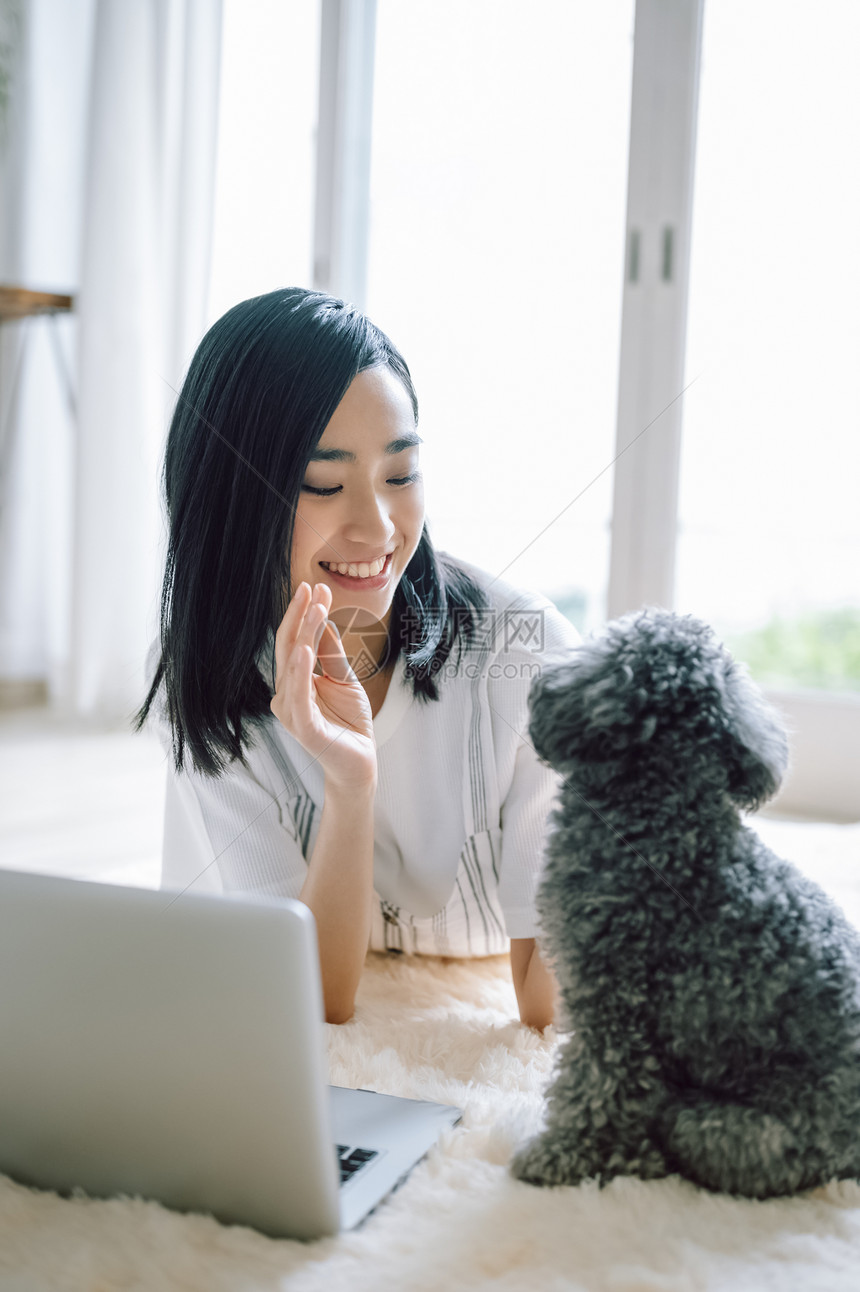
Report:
0,870,341,1240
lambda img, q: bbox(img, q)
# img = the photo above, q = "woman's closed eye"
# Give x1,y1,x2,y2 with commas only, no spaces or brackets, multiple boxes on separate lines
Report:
301,473,421,497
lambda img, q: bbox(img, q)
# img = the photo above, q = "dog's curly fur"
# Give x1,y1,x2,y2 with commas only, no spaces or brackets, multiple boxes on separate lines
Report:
510,608,860,1198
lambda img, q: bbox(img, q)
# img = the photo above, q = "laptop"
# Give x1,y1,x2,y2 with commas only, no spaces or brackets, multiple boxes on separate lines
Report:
0,868,461,1240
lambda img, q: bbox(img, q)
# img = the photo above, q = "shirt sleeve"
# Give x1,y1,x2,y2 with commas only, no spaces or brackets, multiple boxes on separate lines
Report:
487,598,581,939
145,640,311,899
496,741,565,939
160,741,312,899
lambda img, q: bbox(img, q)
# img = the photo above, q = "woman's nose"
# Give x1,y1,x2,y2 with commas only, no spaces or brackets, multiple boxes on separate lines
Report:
341,483,396,545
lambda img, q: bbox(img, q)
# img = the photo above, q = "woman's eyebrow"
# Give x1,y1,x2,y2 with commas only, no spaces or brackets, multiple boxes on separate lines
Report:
308,431,423,463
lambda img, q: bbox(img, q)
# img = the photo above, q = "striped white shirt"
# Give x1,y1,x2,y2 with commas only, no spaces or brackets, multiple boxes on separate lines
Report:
148,559,581,955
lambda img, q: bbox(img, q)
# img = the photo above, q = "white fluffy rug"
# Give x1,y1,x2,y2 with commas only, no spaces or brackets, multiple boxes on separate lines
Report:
3,716,860,1288
3,933,860,1291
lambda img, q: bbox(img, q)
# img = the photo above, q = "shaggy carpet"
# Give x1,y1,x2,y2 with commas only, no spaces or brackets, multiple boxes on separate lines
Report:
1,818,860,1290
1,713,857,1286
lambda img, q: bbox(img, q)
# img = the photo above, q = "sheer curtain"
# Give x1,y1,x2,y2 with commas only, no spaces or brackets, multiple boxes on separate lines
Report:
71,0,223,720
0,0,222,722
0,0,92,707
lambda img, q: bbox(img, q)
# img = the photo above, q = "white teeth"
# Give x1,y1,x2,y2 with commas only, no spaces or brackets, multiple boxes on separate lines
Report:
323,556,387,579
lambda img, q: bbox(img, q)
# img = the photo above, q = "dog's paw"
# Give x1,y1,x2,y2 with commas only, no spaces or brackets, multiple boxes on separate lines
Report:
619,1142,672,1181
510,1134,595,1188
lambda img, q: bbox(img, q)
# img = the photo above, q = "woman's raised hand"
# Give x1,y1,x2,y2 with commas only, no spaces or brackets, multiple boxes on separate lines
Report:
271,582,378,793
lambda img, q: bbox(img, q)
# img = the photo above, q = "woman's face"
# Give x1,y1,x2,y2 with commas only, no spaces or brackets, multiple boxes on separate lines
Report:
290,365,426,632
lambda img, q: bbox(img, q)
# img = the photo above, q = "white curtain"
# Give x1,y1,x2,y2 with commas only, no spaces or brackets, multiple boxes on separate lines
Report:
71,0,223,720
0,0,93,704
0,0,222,722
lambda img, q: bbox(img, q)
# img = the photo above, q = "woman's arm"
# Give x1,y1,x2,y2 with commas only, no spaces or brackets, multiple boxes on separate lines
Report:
510,938,559,1032
272,581,379,1024
299,782,375,1024
487,597,581,1033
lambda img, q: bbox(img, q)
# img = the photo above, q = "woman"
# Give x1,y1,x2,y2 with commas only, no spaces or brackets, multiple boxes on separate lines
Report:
137,288,580,1028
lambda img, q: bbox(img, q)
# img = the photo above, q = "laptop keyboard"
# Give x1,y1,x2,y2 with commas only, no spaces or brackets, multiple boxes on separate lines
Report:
336,1144,379,1184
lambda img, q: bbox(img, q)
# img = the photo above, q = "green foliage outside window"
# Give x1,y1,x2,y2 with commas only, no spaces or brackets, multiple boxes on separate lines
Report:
550,592,860,694
726,607,860,694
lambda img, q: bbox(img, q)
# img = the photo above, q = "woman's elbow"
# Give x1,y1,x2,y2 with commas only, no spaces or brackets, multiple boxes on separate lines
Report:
518,1003,555,1033
510,937,558,1033
325,1008,354,1026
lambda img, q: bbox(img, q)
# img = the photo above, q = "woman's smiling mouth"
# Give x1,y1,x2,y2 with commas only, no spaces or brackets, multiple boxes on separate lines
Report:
319,553,393,585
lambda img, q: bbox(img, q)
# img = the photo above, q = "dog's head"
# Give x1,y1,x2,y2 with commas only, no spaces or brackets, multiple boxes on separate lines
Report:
528,608,789,810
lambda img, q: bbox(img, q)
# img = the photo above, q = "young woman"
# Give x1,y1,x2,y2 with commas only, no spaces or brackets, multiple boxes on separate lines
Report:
137,288,581,1028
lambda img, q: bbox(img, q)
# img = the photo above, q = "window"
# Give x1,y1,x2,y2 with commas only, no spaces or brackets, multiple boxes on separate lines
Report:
367,0,635,632
207,0,320,325
678,0,860,695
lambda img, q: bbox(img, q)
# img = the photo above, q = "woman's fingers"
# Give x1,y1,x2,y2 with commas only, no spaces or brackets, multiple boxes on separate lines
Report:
273,581,310,689
273,581,343,737
271,582,377,782
287,642,323,738
316,620,353,684
274,581,331,690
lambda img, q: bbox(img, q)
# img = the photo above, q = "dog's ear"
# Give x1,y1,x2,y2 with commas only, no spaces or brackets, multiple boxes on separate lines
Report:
720,659,790,810
526,646,617,769
526,618,666,770
527,659,580,769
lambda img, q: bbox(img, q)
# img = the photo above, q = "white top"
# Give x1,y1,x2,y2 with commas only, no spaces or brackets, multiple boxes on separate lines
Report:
147,559,581,954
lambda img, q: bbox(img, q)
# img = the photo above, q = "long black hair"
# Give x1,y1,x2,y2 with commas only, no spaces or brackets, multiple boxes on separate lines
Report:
134,288,488,776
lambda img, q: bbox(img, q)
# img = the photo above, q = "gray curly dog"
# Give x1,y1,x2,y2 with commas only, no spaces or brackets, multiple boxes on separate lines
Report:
510,608,860,1198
